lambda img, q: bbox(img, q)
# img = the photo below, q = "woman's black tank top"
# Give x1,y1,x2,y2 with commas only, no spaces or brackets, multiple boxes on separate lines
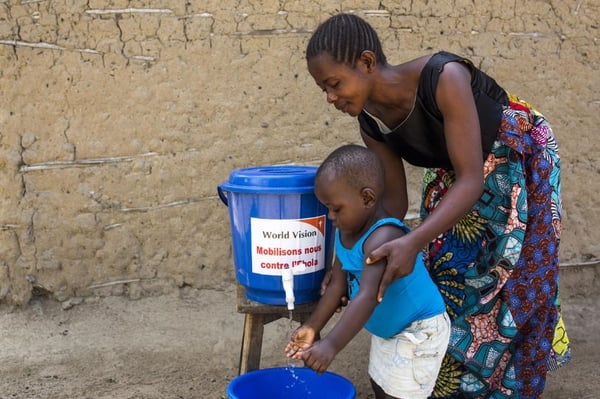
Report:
358,51,508,169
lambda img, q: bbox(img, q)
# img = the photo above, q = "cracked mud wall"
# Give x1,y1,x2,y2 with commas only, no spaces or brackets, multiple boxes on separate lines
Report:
0,1,598,305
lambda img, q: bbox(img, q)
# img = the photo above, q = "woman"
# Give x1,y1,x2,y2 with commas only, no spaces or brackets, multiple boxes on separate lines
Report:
307,13,570,399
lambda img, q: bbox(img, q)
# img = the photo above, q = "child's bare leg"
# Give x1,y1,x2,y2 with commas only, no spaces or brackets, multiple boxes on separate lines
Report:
370,378,401,399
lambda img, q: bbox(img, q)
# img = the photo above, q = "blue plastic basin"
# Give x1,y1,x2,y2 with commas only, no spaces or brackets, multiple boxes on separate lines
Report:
227,367,356,399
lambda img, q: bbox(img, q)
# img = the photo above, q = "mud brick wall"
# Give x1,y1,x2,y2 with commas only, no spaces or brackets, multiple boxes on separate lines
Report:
0,1,598,305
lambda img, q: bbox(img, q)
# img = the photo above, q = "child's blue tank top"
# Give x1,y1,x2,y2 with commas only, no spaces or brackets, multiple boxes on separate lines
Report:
335,217,446,338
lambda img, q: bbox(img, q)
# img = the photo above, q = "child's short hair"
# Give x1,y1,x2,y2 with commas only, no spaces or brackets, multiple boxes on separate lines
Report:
316,144,384,192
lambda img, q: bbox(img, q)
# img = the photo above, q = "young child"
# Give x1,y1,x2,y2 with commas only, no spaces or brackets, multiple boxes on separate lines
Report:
285,144,450,399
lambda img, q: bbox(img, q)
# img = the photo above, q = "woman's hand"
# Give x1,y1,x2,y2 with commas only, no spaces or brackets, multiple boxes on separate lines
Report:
366,235,418,302
320,269,348,312
285,325,316,360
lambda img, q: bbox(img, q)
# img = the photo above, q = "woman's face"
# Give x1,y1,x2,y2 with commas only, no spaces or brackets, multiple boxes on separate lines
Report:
307,53,370,117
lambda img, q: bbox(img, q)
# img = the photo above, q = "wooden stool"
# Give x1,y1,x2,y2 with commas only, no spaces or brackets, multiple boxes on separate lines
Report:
236,284,319,375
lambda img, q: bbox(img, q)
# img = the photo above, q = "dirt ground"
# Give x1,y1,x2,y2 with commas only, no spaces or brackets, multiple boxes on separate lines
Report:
0,264,598,399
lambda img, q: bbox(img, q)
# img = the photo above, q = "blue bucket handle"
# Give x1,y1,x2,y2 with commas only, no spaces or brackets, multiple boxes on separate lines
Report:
217,185,228,207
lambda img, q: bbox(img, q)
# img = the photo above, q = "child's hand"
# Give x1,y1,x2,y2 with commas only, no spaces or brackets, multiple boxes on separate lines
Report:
301,339,337,374
285,325,316,359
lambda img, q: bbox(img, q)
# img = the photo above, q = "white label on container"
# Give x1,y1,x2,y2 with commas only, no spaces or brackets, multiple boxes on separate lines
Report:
250,216,327,276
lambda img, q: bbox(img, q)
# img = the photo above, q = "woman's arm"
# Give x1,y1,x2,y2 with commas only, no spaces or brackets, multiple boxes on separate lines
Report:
361,130,408,220
365,62,485,301
402,62,484,252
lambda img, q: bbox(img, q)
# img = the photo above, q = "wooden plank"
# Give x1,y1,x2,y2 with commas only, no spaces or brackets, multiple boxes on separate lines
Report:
238,313,265,375
235,283,320,374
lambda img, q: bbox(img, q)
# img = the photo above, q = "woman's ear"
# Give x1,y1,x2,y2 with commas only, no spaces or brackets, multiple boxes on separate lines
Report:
361,187,377,208
358,50,377,73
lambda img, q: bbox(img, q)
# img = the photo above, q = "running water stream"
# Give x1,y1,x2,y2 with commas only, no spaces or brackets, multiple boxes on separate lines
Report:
284,310,313,396
286,310,304,369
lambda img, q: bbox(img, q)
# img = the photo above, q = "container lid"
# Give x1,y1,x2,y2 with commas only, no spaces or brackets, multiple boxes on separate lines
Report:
219,165,318,194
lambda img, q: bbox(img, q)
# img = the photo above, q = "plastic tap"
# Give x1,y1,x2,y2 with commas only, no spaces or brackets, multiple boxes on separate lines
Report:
281,267,295,310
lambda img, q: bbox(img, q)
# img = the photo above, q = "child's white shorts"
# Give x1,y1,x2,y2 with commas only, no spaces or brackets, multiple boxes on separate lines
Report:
368,312,451,399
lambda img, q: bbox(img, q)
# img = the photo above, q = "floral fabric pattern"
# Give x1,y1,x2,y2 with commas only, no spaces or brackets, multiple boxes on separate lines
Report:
423,94,570,399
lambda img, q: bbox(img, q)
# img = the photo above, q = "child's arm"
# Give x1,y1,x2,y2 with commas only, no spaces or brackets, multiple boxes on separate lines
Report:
285,257,347,358
303,256,348,330
302,225,405,373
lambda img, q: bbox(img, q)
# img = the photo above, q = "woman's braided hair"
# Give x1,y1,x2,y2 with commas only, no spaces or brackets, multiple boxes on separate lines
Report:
306,13,387,67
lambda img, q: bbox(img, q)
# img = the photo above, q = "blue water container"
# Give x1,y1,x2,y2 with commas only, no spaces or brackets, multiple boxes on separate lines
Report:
227,367,356,399
218,165,333,305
